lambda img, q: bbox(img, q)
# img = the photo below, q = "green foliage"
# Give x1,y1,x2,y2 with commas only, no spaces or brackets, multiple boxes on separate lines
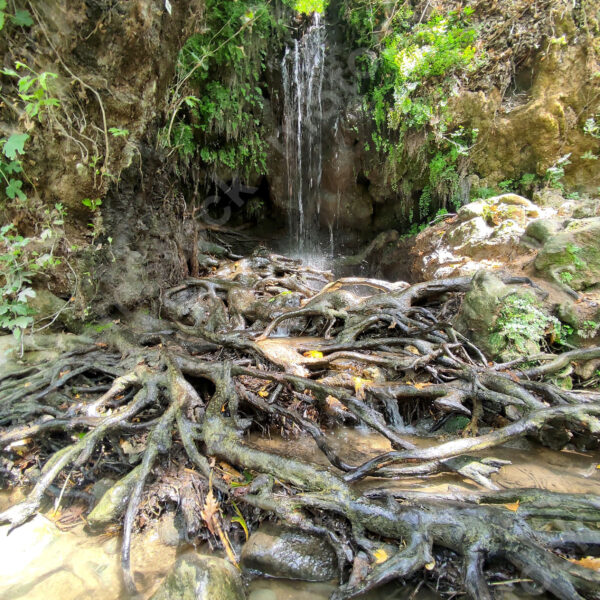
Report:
0,64,60,204
0,207,65,339
581,150,598,160
0,134,28,202
0,2,33,31
583,115,600,138
164,0,281,176
545,153,571,189
340,2,479,220
1,63,59,121
490,293,565,356
108,127,129,138
282,0,328,14
82,198,102,212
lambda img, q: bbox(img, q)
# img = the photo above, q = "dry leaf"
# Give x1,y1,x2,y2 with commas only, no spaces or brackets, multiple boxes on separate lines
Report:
406,346,420,355
567,556,600,570
352,376,372,400
503,500,520,512
373,548,388,564
303,350,324,359
257,387,269,398
425,560,436,570
414,382,431,390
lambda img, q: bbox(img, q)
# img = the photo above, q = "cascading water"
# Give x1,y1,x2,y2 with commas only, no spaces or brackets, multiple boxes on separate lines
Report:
281,13,326,259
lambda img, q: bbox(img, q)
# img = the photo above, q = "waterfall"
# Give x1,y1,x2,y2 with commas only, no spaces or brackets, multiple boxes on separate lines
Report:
281,13,326,258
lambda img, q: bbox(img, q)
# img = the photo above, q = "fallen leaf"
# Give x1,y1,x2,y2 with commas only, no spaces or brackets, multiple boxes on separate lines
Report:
303,350,324,359
258,387,269,398
352,376,372,400
414,382,431,390
373,548,388,564
503,501,520,512
406,346,420,355
425,560,436,570
567,556,600,570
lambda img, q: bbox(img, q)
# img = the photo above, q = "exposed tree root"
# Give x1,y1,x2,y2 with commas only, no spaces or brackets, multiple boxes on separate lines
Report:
1,251,600,599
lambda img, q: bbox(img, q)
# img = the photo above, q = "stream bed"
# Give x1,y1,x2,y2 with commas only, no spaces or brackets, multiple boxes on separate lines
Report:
2,424,598,600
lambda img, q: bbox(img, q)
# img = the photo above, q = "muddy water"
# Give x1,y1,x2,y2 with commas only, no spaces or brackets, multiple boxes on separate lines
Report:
2,427,597,600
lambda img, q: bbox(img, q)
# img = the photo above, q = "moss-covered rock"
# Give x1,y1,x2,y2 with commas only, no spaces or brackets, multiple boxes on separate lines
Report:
150,554,244,600
535,217,600,291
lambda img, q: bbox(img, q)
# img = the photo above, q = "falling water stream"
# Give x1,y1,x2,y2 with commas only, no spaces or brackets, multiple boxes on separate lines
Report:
281,13,326,261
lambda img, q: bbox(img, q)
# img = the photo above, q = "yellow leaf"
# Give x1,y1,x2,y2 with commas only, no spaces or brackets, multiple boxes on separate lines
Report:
425,560,436,570
503,501,520,512
414,382,432,390
373,548,388,564
257,387,269,398
303,350,324,359
406,346,420,355
567,556,600,570
352,376,372,400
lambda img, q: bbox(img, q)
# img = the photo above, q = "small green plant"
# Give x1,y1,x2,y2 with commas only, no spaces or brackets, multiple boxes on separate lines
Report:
578,320,600,339
545,154,571,189
108,127,129,138
1,63,59,121
0,2,33,30
0,133,28,201
0,214,63,340
581,150,598,160
490,293,565,356
560,270,574,284
583,116,600,139
82,198,102,212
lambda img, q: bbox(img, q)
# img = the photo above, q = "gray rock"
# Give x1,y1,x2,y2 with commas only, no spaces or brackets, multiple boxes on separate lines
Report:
454,271,508,357
241,523,337,582
150,554,244,600
535,217,600,290
525,219,559,244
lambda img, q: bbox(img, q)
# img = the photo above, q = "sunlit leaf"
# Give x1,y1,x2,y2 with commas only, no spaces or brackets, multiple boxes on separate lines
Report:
373,548,388,564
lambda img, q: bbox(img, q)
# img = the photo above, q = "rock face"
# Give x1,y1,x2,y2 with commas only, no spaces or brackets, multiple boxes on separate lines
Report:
411,194,553,280
535,217,600,291
150,554,245,600
241,523,338,582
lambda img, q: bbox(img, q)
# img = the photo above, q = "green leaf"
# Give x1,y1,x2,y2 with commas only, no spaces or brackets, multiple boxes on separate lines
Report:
3,133,29,159
12,315,33,329
6,178,26,201
11,9,33,27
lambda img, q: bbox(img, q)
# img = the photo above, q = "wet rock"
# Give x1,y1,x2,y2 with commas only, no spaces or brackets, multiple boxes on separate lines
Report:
150,554,244,600
87,464,142,530
241,523,338,582
157,512,186,547
535,217,600,290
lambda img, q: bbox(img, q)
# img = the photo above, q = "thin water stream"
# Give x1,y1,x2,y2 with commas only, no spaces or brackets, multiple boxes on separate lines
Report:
281,13,326,260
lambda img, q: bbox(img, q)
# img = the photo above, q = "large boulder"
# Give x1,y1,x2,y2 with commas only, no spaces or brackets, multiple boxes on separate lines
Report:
241,523,338,582
150,554,244,600
454,271,557,360
411,194,554,280
535,217,600,291
454,271,510,357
